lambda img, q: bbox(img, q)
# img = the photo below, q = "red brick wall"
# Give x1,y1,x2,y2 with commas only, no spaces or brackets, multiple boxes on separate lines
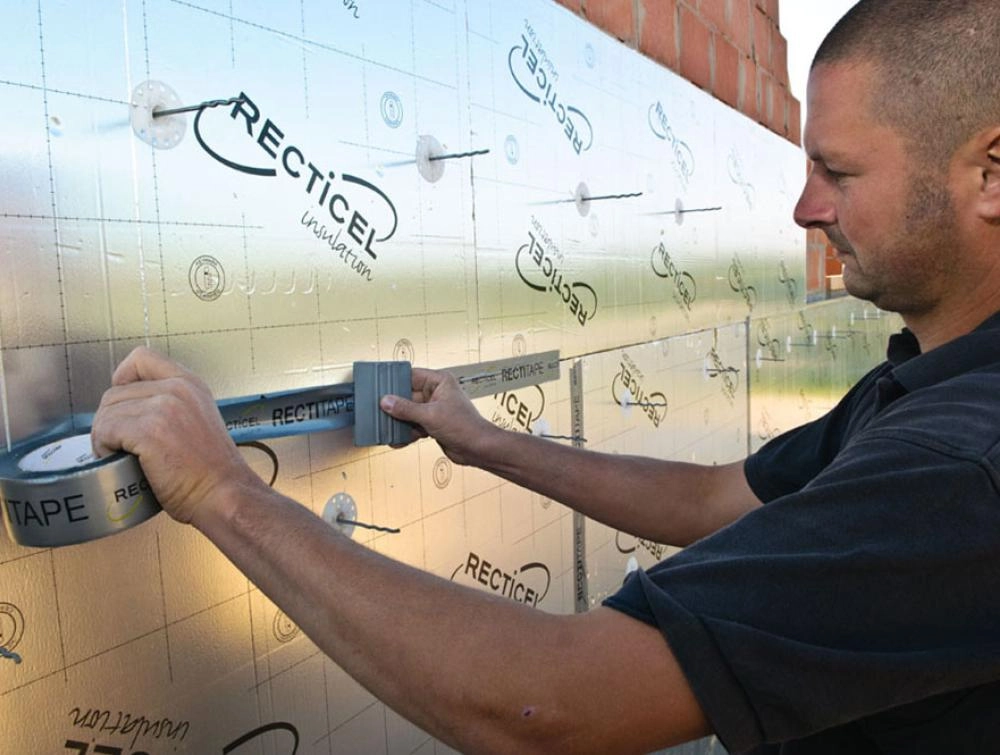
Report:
555,0,837,297
555,0,800,145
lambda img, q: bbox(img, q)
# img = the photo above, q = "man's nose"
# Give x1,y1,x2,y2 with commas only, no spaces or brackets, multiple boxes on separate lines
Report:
793,172,836,229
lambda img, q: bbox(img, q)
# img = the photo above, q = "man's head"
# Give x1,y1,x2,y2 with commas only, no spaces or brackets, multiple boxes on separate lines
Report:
795,0,1000,346
814,0,1000,166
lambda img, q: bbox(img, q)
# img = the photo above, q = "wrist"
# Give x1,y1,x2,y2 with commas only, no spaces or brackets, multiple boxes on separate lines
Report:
465,420,515,469
189,472,269,536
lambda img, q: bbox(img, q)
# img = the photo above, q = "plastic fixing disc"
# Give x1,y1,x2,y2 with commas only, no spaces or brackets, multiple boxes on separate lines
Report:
531,418,552,438
619,388,633,415
322,492,357,539
416,135,446,183
130,80,186,149
574,182,591,217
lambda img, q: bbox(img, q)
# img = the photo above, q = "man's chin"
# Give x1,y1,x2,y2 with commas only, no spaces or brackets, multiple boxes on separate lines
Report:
841,270,877,304
841,275,900,312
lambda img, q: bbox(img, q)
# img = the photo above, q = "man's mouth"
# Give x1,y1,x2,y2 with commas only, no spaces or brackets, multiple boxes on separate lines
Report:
824,229,854,258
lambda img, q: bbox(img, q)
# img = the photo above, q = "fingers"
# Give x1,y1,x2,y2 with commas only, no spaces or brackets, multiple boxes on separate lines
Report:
97,348,217,458
91,394,151,458
410,367,448,401
112,346,194,387
98,375,180,413
385,366,462,410
94,386,197,455
389,428,428,449
382,368,445,413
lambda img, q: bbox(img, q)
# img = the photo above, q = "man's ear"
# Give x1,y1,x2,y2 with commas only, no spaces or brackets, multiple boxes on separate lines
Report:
977,129,1000,221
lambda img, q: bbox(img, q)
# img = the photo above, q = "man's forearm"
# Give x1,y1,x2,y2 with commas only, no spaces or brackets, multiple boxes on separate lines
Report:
380,369,758,544
193,481,708,754
471,430,758,546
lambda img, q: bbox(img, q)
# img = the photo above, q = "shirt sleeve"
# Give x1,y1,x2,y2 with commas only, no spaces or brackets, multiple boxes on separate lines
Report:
744,363,888,503
606,431,1000,753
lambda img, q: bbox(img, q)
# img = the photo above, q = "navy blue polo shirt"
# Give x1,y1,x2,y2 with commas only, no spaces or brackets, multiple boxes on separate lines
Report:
605,311,1000,754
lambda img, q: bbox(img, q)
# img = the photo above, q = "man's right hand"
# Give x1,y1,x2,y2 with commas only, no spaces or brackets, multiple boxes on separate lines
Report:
91,346,266,527
379,368,501,466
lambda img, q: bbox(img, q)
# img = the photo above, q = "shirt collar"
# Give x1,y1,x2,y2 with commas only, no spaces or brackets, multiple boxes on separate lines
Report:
888,309,1000,394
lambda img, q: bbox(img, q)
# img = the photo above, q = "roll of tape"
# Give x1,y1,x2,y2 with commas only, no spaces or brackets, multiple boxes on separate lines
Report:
0,430,161,549
0,373,370,549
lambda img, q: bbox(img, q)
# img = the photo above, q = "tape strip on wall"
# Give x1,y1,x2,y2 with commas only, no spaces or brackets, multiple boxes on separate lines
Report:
0,352,559,549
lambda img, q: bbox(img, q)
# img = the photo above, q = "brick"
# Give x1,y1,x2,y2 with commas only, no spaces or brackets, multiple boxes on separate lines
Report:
639,0,679,70
752,5,771,69
806,234,825,295
556,0,582,12
806,230,843,282
760,68,775,127
714,35,740,109
739,56,759,120
584,0,636,44
679,4,713,91
772,30,788,86
788,95,801,145
699,0,728,34
769,82,787,135
825,241,842,276
766,0,779,24
728,0,752,54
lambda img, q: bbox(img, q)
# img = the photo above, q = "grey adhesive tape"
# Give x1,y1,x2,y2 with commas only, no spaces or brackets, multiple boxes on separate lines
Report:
0,373,367,549
0,369,372,549
0,430,160,549
0,351,560,549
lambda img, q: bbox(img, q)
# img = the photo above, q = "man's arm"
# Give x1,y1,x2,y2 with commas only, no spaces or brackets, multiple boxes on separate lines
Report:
91,347,711,754
382,368,762,546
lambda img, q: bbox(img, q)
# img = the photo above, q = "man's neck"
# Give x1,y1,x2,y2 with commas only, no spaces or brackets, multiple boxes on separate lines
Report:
903,295,1000,353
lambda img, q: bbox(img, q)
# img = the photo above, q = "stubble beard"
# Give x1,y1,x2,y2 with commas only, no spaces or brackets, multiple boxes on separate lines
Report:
826,174,956,313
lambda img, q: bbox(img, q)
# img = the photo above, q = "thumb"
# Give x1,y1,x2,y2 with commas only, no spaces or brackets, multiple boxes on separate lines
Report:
380,394,426,424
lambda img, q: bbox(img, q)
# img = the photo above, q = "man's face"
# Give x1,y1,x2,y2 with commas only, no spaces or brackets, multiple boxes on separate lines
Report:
794,61,958,314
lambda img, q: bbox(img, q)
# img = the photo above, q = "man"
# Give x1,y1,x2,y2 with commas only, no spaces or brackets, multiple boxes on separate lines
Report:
92,0,1000,752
